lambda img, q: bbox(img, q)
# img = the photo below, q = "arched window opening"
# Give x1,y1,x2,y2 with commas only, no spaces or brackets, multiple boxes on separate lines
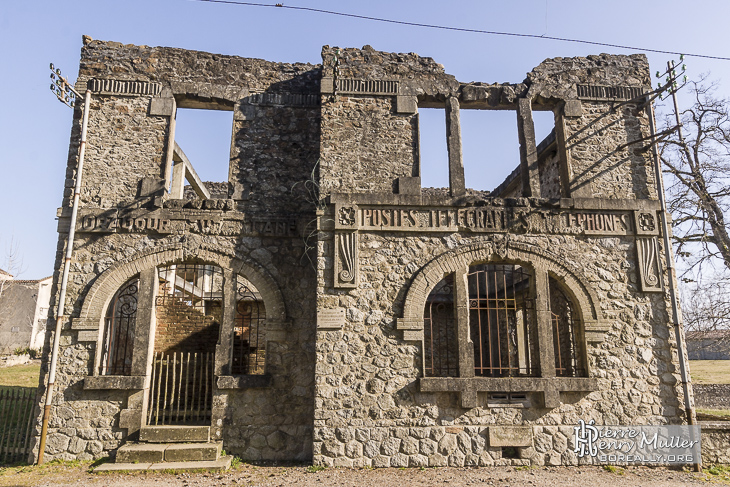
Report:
468,264,538,377
100,277,139,376
549,277,585,377
424,274,458,377
232,275,266,375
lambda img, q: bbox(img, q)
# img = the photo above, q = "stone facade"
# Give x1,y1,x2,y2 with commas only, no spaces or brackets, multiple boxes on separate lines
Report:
37,37,697,466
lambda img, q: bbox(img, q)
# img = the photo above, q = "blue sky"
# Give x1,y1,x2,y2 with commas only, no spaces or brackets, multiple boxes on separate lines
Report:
1,0,729,279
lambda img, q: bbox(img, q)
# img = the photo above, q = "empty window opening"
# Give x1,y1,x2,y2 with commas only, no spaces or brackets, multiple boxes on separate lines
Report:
424,273,458,377
461,110,521,192
549,277,585,377
418,108,449,191
468,264,538,377
100,277,139,376
172,108,234,198
532,110,555,148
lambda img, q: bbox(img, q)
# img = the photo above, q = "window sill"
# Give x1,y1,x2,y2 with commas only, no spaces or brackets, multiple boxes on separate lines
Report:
217,374,272,389
84,375,146,390
419,376,597,409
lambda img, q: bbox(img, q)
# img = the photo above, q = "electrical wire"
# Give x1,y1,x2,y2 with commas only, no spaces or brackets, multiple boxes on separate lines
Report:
191,0,730,61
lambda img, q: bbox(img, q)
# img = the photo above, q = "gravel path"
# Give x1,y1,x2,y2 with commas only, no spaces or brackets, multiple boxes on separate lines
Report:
0,464,723,487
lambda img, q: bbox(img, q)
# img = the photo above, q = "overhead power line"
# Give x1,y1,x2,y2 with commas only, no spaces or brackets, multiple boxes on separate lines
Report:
192,0,730,61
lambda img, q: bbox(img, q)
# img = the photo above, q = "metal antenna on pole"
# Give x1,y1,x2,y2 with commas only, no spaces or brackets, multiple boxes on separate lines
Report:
49,63,79,109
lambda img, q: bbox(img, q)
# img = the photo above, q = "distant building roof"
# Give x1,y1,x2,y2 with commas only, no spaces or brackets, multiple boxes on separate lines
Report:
0,269,13,278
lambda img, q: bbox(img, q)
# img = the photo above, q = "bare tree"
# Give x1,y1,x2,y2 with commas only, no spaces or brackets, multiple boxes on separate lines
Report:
658,78,730,273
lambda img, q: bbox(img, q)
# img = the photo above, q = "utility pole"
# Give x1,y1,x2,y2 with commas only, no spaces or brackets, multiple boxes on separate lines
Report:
38,64,92,465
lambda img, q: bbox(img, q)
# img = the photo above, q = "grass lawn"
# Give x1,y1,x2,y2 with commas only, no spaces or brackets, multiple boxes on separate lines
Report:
689,360,730,384
0,363,41,389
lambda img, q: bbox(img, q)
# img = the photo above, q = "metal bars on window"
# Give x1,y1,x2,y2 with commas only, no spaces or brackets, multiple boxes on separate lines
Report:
549,278,585,377
99,277,138,376
468,264,538,377
231,276,266,375
147,351,213,426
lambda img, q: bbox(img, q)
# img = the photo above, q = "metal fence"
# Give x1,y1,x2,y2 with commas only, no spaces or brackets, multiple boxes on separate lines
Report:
0,387,37,465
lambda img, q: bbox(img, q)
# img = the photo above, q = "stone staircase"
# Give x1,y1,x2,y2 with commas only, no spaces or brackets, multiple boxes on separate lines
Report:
95,425,232,472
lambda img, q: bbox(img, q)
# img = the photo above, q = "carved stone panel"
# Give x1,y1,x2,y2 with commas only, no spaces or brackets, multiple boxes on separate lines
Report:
334,232,358,289
636,237,663,292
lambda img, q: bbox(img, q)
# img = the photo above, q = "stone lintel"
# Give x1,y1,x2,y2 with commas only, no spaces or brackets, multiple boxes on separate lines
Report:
84,375,146,390
488,426,533,447
216,374,272,389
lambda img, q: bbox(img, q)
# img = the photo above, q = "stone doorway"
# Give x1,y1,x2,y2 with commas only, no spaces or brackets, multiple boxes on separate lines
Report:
146,264,223,426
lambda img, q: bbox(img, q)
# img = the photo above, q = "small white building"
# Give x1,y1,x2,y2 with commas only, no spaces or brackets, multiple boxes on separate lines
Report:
0,270,52,354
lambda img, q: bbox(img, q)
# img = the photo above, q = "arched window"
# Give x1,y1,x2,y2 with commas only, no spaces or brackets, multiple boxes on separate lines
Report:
549,277,585,377
468,264,538,377
232,275,266,375
424,263,539,378
100,276,138,376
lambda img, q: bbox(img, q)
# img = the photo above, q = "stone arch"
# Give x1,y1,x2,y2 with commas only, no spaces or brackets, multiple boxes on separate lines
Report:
398,239,608,342
77,242,287,334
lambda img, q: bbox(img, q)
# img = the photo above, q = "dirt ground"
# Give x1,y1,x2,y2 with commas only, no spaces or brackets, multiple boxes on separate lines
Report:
1,462,727,487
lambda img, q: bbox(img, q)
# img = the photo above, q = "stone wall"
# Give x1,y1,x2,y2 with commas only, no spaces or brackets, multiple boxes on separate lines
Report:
694,384,730,410
39,39,691,469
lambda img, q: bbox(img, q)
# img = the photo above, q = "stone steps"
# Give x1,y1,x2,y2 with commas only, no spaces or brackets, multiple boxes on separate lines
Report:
95,456,232,472
117,441,222,463
94,425,231,473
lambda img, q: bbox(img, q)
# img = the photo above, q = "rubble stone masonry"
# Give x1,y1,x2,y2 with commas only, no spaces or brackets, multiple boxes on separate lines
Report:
37,37,699,467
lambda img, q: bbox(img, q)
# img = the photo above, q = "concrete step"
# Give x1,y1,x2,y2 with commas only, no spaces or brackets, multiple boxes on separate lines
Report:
117,441,222,463
95,455,232,473
139,425,210,443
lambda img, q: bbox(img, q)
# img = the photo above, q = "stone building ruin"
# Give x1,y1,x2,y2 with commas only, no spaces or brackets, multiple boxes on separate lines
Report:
37,37,695,467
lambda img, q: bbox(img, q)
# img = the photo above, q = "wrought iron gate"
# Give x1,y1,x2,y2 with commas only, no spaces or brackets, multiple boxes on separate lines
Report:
147,351,213,426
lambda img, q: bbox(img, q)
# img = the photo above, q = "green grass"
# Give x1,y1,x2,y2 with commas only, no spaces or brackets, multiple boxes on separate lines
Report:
689,360,730,385
0,363,41,388
306,465,326,473
602,465,625,474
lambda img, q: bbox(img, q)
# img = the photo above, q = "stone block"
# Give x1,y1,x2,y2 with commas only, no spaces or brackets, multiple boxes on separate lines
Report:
488,426,533,447
84,376,145,390
139,426,210,443
165,442,221,462
397,177,421,195
116,443,166,463
395,95,417,114
149,97,175,117
563,99,583,117
138,178,166,198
